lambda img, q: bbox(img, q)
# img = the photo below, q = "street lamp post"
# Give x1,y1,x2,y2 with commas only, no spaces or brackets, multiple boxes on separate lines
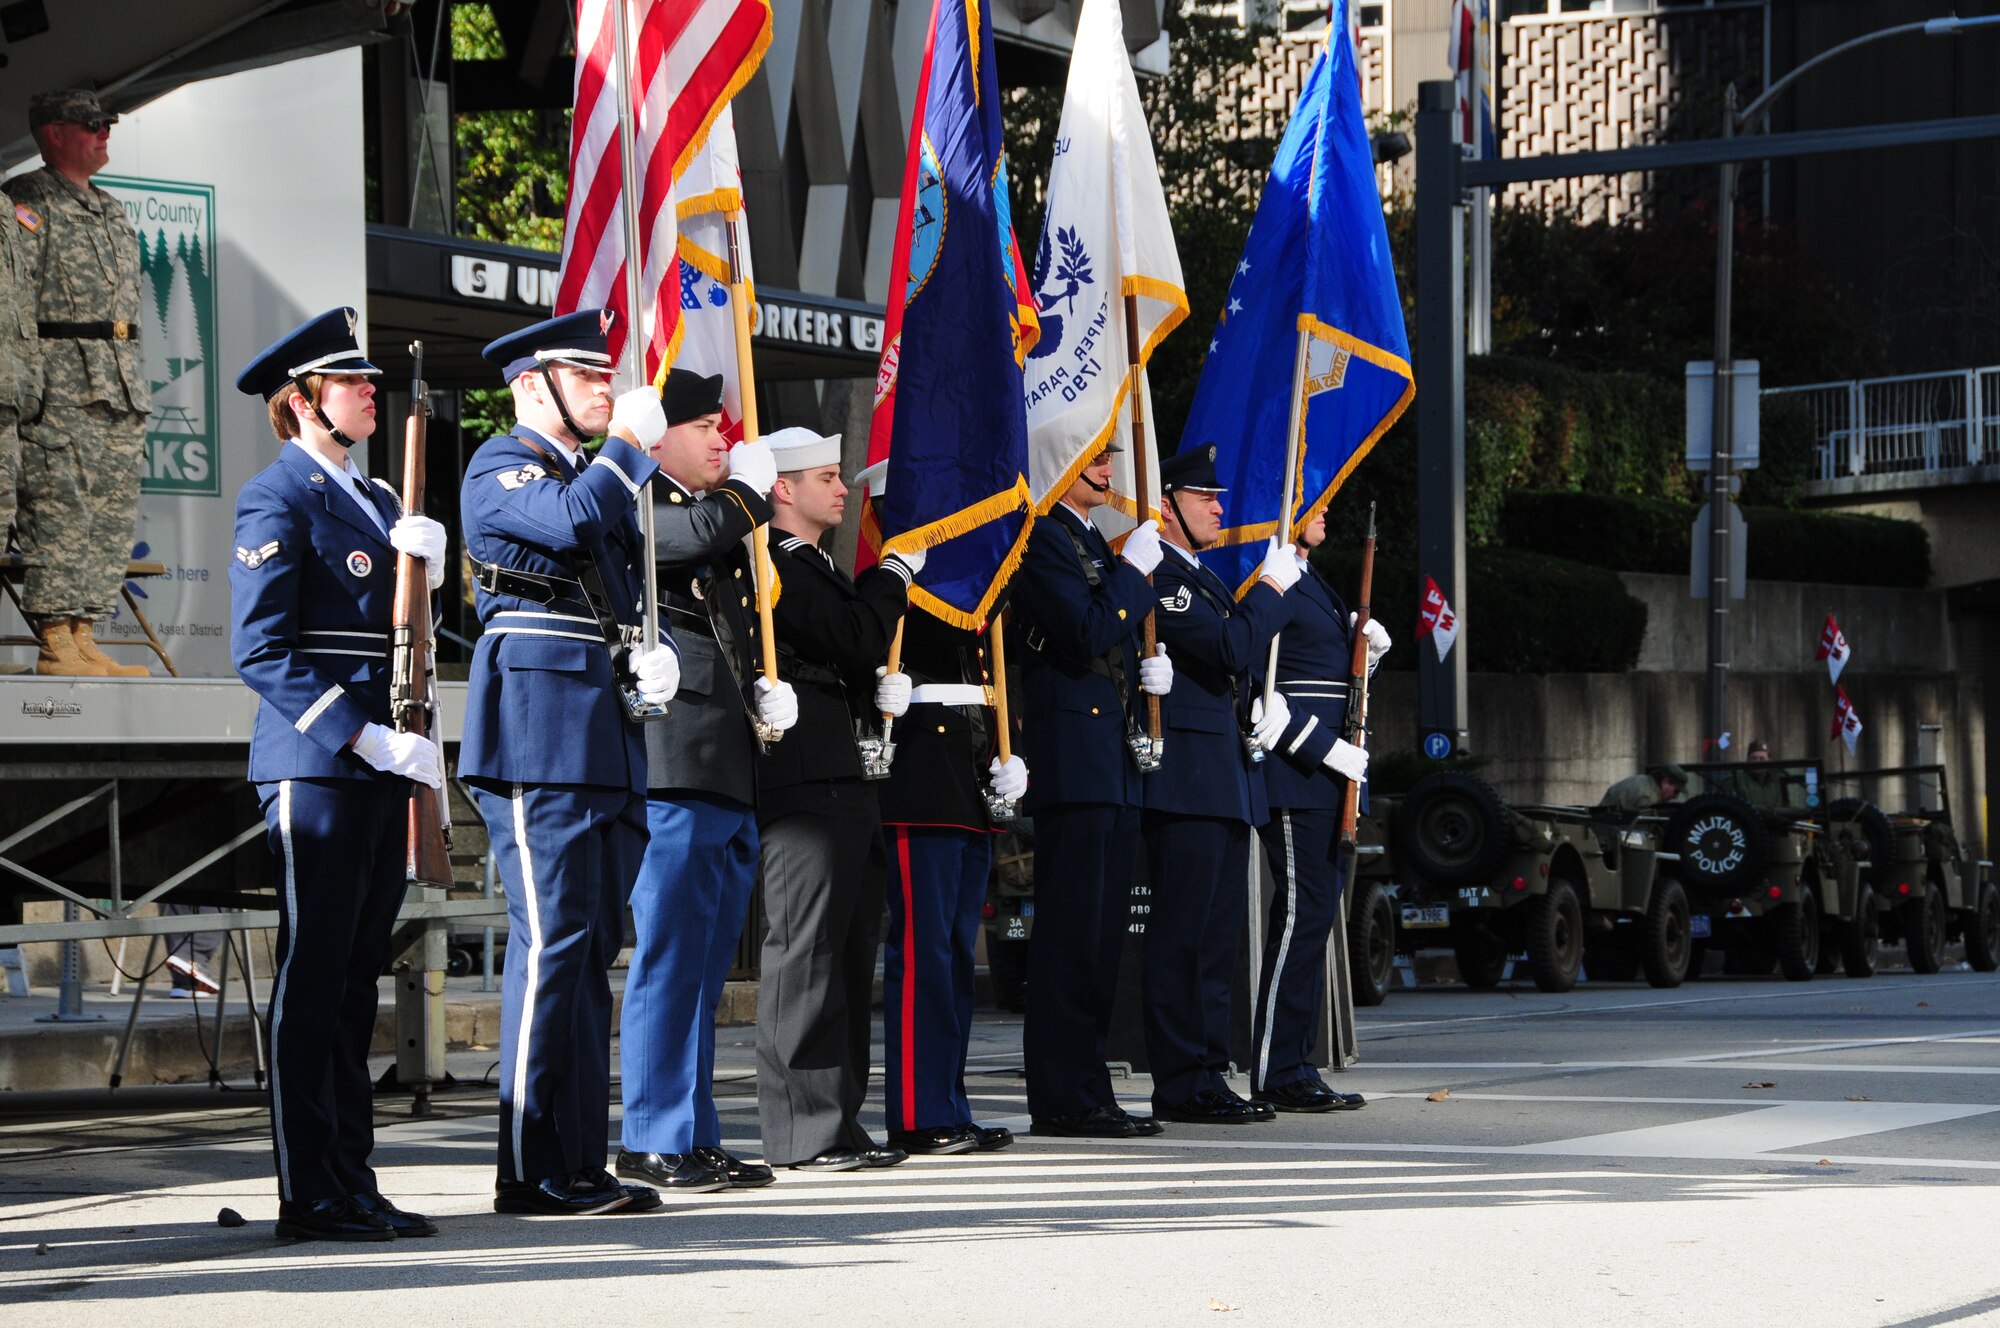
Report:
1703,12,2000,750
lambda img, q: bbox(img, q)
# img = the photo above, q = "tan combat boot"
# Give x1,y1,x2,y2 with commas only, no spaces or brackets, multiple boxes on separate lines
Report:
34,618,108,676
71,618,150,677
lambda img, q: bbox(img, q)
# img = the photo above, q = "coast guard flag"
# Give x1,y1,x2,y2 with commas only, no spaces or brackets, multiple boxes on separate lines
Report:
672,105,754,441
861,0,1041,629
1181,0,1415,595
1024,0,1186,532
1817,612,1851,684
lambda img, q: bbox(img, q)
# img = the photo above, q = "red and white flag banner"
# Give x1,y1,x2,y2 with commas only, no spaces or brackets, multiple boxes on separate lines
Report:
1417,574,1459,662
1815,612,1850,684
1831,685,1863,754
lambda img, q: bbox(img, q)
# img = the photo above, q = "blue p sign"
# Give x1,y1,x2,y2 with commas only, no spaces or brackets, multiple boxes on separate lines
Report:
1423,731,1453,760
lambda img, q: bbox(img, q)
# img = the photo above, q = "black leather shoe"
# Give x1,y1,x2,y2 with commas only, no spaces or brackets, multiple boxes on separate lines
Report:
615,1148,728,1193
350,1190,438,1237
1330,1090,1367,1110
579,1167,663,1212
694,1146,776,1188
860,1145,909,1168
789,1148,866,1173
961,1122,1015,1152
889,1125,979,1156
1157,1089,1259,1125
1114,1110,1165,1137
493,1176,632,1216
274,1196,394,1243
1031,1107,1137,1139
1260,1080,1342,1113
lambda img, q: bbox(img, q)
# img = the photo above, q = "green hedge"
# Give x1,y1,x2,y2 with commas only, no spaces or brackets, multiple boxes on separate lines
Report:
1498,491,1932,588
1311,544,1648,674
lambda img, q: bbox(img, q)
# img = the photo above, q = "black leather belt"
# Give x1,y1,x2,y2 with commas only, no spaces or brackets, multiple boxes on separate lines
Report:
662,601,718,639
38,320,137,341
475,560,584,607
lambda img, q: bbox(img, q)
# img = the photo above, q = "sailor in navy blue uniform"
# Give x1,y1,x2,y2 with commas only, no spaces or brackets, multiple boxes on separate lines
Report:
1142,444,1300,1126
1010,443,1174,1138
1247,507,1384,1112
856,459,1025,1157
458,310,681,1217
229,308,449,1242
616,369,795,1195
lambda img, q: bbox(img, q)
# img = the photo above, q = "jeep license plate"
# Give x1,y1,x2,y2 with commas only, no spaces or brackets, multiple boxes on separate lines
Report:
1689,914,1713,939
1400,905,1451,930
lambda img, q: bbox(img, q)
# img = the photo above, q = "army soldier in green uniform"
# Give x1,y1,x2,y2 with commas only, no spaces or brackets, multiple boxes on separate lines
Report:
1602,764,1687,814
6,89,152,677
0,174,40,562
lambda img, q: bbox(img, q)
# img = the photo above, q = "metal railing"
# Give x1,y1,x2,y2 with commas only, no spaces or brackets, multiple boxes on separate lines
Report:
1768,366,1999,483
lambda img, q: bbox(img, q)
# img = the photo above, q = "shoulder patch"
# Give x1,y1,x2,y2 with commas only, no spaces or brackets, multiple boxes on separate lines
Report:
235,539,281,569
495,462,548,491
13,203,39,232
1159,585,1192,614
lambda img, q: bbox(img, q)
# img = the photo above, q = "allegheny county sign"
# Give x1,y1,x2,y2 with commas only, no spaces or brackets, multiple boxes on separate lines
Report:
101,175,221,498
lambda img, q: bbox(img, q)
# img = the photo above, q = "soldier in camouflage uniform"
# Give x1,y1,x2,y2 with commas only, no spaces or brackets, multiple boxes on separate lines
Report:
6,89,151,677
0,170,39,565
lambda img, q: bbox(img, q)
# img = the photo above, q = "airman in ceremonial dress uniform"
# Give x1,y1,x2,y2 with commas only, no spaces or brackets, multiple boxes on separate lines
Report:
458,310,679,1217
229,309,449,1241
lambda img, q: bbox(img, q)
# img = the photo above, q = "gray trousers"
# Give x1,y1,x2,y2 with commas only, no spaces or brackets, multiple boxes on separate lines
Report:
755,798,885,1165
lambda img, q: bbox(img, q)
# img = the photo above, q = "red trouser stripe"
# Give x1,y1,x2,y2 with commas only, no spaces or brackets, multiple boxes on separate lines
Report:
895,826,918,1131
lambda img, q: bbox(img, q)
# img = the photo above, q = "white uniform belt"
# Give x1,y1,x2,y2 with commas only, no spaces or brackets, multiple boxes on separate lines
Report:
909,683,992,707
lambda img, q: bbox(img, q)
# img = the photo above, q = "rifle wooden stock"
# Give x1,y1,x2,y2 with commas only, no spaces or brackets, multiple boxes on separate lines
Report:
1337,504,1378,856
393,341,453,888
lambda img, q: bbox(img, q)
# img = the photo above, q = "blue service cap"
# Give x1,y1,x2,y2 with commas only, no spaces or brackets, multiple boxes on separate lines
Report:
235,308,379,398
1161,443,1227,494
484,309,616,384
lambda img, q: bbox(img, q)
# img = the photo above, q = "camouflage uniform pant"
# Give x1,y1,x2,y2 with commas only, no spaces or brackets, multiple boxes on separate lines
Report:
16,400,146,619
0,404,17,547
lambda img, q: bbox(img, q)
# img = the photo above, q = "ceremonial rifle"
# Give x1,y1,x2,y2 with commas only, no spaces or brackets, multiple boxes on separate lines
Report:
1335,502,1377,874
392,340,453,888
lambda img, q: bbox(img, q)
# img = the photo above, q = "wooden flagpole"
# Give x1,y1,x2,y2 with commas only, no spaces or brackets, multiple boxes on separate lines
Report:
1260,326,1313,711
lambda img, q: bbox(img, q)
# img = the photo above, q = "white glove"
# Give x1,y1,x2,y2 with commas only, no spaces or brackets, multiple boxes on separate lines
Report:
988,754,1029,802
610,388,666,449
874,667,912,718
1137,643,1173,696
1352,613,1391,669
1259,537,1301,592
633,642,681,706
727,440,777,497
351,722,444,788
1324,737,1370,783
885,545,927,580
1121,520,1163,577
1250,691,1292,752
754,677,798,731
389,514,448,591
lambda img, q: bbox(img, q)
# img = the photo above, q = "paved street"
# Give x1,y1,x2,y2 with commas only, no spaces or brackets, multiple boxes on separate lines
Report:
4,969,1999,1326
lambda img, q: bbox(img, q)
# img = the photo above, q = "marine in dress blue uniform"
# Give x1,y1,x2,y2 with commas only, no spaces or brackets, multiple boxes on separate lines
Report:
616,370,792,1194
860,460,1022,1157
1010,443,1173,1138
229,309,449,1242
1249,508,1377,1112
457,310,676,1217
1142,445,1294,1125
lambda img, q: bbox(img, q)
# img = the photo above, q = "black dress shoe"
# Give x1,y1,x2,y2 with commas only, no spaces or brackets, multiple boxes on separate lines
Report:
694,1146,776,1188
789,1148,866,1173
1157,1089,1259,1125
615,1149,728,1193
860,1145,909,1168
1030,1107,1137,1138
1331,1090,1367,1110
889,1125,979,1156
350,1190,439,1237
493,1176,633,1216
1114,1111,1165,1137
274,1196,394,1243
960,1122,1015,1151
1260,1080,1342,1113
579,1167,663,1212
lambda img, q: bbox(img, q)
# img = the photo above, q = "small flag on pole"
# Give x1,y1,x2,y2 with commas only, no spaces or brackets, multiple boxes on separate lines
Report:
1831,686,1863,754
1417,575,1459,662
1816,612,1850,684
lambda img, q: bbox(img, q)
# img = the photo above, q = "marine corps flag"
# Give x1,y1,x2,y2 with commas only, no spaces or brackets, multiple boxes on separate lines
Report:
1024,0,1186,530
1181,0,1414,594
860,0,1040,629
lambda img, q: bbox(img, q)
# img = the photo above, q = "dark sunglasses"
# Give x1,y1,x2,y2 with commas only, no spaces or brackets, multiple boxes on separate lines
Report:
71,118,113,134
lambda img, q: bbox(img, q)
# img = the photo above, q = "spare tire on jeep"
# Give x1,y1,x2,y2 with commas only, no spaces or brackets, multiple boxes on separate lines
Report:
1661,792,1768,894
1393,771,1511,887
1827,797,1896,889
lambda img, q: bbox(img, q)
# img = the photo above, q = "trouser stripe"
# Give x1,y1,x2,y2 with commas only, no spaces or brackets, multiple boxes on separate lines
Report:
895,826,918,1132
1256,811,1299,1090
509,783,545,1181
270,780,297,1200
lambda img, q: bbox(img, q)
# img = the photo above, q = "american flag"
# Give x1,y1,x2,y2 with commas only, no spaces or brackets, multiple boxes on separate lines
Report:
555,0,771,382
